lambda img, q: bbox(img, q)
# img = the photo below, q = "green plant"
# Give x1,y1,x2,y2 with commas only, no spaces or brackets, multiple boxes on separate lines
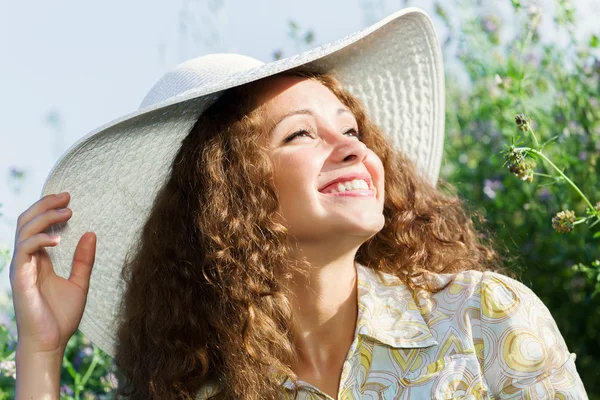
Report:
0,310,118,399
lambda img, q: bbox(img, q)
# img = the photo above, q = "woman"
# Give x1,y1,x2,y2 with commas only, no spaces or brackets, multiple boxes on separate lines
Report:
10,8,587,400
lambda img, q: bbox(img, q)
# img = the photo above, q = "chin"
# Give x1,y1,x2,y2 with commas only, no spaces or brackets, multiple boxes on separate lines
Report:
287,216,384,243
332,214,385,236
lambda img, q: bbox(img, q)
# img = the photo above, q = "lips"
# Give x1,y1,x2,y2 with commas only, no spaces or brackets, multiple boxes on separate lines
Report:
318,172,373,193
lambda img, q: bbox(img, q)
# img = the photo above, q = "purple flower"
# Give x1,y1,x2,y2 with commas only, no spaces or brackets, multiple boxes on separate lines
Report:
73,353,83,369
482,15,499,33
73,346,93,369
101,372,119,390
60,384,74,396
537,188,552,203
578,151,588,161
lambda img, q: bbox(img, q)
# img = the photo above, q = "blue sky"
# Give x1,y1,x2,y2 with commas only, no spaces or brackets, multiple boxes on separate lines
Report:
0,0,598,291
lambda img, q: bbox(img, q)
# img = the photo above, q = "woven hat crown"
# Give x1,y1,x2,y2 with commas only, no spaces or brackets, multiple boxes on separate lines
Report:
139,54,264,109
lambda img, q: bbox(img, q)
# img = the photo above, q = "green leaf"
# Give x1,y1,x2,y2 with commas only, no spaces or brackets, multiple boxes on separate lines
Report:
304,31,314,45
0,326,9,356
593,230,600,239
590,35,599,48
541,135,559,150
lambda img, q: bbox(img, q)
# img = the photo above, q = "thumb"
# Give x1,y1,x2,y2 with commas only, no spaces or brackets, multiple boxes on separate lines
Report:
68,232,97,293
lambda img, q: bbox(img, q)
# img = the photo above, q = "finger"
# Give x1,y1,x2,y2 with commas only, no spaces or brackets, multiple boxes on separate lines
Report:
9,233,61,292
15,192,70,234
14,232,61,256
17,207,72,246
68,232,96,293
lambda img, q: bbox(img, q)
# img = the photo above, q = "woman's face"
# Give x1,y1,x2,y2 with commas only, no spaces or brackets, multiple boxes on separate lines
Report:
260,75,385,244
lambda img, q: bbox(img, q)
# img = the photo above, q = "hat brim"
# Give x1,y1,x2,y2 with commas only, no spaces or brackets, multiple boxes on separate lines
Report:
41,7,444,357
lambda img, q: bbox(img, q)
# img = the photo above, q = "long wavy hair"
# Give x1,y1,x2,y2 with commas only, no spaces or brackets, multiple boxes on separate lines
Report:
113,69,505,399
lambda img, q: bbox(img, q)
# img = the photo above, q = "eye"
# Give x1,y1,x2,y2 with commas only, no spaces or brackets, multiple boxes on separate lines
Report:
344,128,362,141
284,128,315,143
283,127,363,143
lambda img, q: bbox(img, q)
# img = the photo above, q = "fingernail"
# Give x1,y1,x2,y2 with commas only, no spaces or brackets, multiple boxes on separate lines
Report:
56,192,68,199
58,208,70,213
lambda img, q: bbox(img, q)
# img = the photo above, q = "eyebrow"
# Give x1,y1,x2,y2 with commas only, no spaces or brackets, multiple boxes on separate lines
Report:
269,108,353,136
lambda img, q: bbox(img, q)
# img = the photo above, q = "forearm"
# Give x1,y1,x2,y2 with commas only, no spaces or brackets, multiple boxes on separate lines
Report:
15,345,64,400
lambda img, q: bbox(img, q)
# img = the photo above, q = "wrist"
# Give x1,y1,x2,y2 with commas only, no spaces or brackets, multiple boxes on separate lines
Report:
15,344,65,400
15,339,66,359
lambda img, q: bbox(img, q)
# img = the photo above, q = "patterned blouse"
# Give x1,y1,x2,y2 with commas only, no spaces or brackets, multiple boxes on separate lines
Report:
198,264,588,399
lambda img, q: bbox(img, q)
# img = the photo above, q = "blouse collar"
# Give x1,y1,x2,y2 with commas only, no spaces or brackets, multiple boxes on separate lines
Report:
355,263,438,349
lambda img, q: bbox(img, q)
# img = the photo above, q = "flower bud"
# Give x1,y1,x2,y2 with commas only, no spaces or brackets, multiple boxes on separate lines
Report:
552,210,576,233
515,114,532,131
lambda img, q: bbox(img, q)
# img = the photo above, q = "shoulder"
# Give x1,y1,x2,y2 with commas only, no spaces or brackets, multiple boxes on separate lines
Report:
448,269,552,323
439,270,585,397
424,269,544,308
419,269,569,357
427,269,558,325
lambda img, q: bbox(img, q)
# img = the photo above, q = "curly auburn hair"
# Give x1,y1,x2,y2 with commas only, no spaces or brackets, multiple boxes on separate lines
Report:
112,69,505,399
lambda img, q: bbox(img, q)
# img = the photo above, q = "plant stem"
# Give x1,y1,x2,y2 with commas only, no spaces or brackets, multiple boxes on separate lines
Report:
516,19,535,98
533,172,557,179
527,125,541,149
514,146,596,210
79,352,100,390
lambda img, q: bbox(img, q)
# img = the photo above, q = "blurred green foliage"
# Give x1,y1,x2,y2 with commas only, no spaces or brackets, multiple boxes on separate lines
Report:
438,0,600,396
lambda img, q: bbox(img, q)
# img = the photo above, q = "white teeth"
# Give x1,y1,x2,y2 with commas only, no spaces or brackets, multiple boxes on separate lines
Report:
327,179,371,193
353,179,369,189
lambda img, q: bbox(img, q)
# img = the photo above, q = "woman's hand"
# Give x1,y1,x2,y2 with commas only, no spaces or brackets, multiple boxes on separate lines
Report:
10,192,96,355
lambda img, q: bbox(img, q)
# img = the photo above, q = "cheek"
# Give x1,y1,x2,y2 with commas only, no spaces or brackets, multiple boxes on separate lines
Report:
271,151,323,200
365,150,385,189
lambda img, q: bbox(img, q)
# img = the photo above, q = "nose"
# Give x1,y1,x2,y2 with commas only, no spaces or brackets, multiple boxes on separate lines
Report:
328,134,368,165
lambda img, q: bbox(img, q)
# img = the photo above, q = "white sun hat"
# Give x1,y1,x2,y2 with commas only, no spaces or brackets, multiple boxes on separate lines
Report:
41,7,445,358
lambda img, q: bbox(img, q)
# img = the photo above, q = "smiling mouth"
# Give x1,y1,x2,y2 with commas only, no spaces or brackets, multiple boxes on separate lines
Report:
320,181,376,197
322,188,375,197
319,177,376,193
